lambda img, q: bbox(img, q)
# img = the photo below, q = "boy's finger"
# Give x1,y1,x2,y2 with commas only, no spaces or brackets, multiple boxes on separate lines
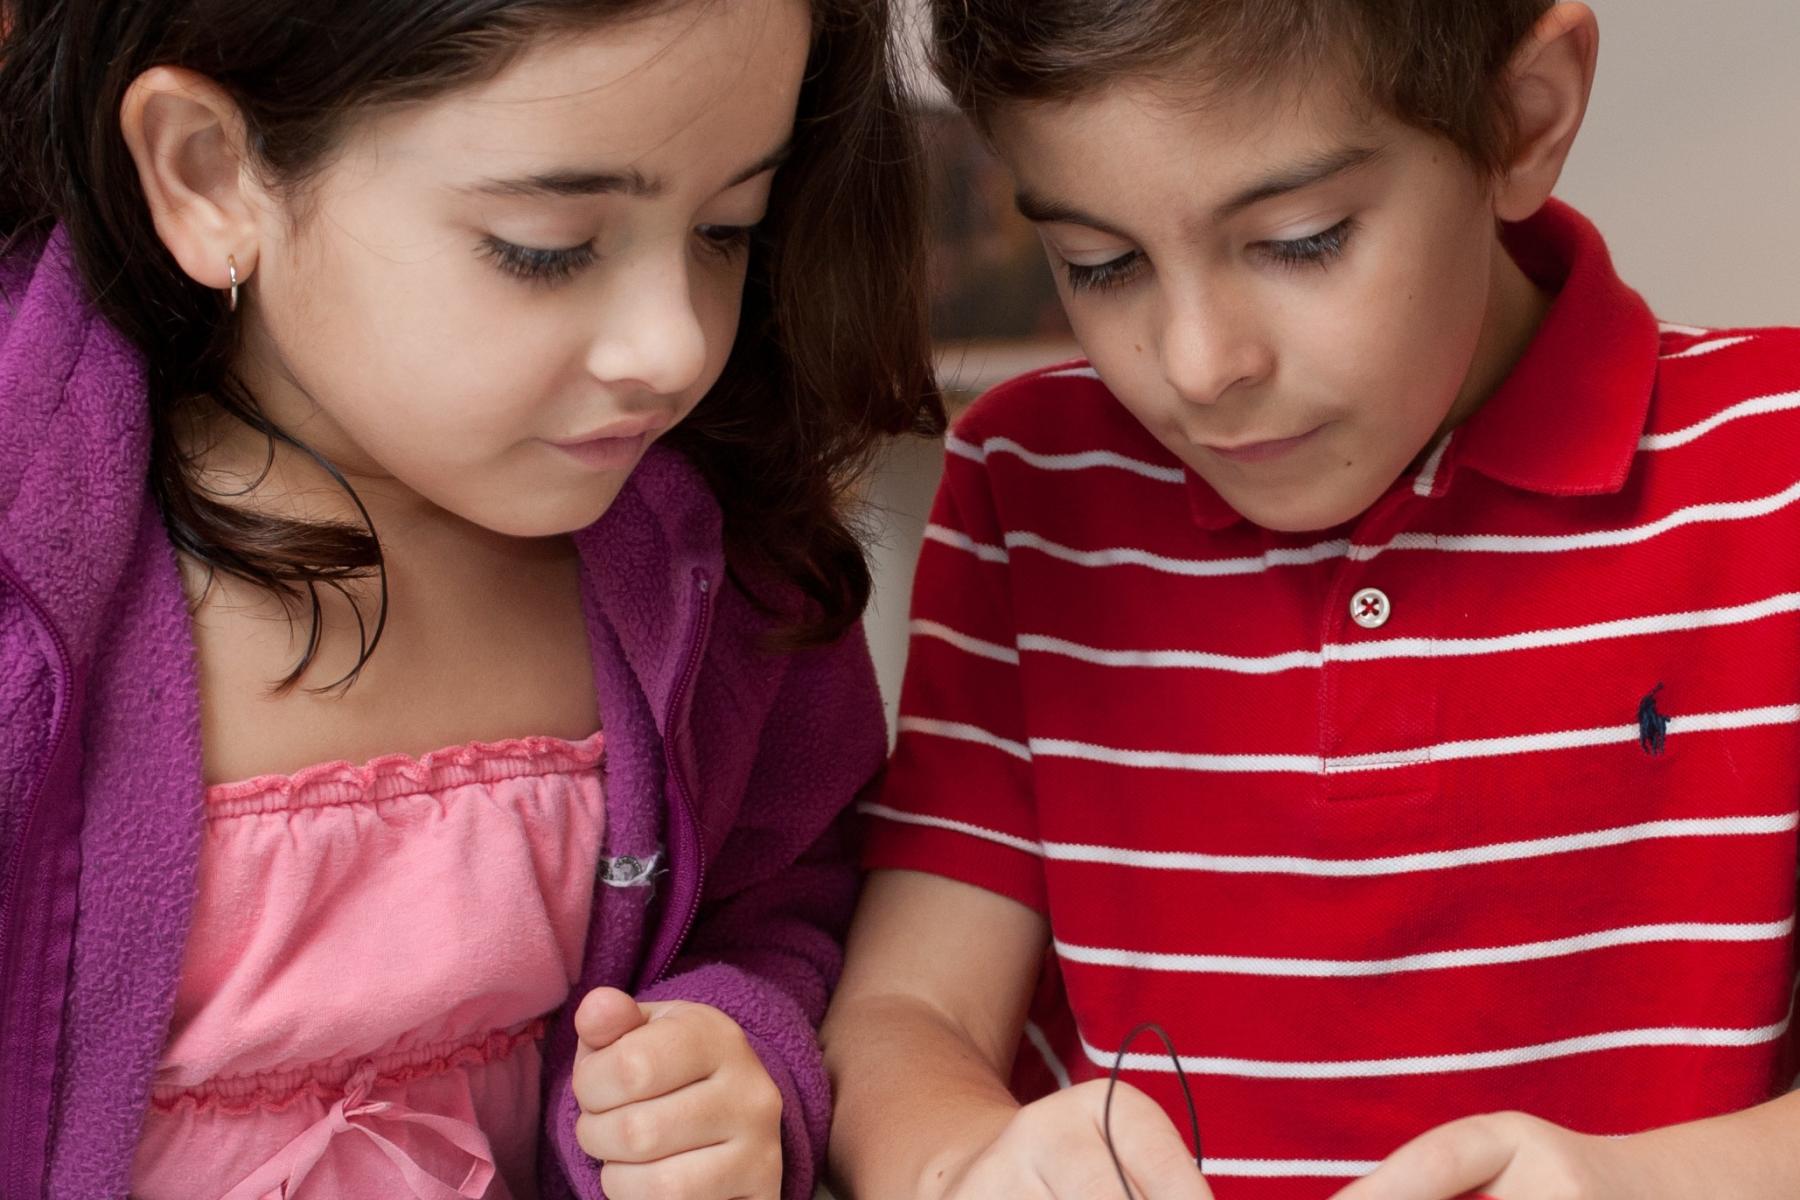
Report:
1328,1118,1509,1200
1097,1120,1213,1200
1134,1154,1215,1200
574,987,651,1057
1102,1085,1214,1200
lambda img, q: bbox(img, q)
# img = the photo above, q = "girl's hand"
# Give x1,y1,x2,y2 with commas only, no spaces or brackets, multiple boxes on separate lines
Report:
572,987,784,1200
936,1079,1214,1200
1330,1111,1647,1200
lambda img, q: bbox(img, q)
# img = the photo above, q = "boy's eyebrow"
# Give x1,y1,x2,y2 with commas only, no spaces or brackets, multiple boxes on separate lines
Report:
464,141,793,200
1013,143,1382,233
1213,144,1382,219
1013,190,1131,239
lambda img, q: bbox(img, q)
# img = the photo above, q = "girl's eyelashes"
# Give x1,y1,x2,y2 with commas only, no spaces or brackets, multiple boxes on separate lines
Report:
480,223,759,286
1257,217,1358,269
696,224,757,260
1063,250,1145,295
480,236,597,286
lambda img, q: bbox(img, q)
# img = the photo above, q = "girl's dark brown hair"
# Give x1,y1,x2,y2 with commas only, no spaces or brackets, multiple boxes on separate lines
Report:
929,0,1556,174
0,0,944,689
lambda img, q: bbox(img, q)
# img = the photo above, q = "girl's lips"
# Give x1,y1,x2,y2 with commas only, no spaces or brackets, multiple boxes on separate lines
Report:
1204,427,1322,464
549,432,648,470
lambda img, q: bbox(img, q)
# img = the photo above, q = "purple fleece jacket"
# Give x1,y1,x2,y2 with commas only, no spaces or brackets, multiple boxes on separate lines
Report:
0,229,884,1200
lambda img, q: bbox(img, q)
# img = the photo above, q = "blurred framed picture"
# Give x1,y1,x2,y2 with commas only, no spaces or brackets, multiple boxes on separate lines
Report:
899,0,1078,400
917,107,1079,401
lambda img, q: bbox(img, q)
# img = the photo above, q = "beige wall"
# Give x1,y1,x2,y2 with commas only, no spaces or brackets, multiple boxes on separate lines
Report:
1559,0,1799,326
866,0,1800,728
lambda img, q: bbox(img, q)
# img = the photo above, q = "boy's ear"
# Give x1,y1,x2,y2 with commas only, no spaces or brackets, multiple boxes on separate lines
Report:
119,66,265,294
1492,2,1599,222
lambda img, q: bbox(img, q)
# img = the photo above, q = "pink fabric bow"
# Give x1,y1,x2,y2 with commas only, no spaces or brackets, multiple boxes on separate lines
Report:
221,1064,497,1200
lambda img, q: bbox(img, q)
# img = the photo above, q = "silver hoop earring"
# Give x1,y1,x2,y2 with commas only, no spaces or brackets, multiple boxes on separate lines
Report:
227,255,240,313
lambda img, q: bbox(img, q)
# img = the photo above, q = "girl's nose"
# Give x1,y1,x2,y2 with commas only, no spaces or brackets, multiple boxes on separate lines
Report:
584,257,710,400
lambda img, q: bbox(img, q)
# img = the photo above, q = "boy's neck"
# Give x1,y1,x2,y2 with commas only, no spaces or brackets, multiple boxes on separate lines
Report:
1433,230,1556,446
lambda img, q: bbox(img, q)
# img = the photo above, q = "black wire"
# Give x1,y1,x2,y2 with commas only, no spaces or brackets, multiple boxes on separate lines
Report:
1102,1022,1204,1199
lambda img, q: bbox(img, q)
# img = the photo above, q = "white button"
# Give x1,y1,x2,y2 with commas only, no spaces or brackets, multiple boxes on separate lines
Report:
1350,587,1391,630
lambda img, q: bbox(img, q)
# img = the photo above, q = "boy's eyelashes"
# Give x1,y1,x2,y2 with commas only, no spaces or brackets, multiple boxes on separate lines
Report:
1256,216,1358,271
479,224,760,286
1057,216,1360,295
1063,250,1146,295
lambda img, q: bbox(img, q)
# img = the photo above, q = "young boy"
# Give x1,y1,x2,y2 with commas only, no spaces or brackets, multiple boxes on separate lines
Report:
823,3,1800,1198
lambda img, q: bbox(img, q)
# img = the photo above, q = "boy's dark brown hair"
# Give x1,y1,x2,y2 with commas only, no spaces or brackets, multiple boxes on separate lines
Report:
0,0,943,689
930,0,1556,173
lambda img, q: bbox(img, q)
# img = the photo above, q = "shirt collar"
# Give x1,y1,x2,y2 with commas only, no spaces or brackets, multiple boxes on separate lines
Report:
1451,199,1660,497
1181,199,1661,531
1186,469,1244,531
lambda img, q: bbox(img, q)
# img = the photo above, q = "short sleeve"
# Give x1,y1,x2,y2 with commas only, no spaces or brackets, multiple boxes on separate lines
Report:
862,436,1046,913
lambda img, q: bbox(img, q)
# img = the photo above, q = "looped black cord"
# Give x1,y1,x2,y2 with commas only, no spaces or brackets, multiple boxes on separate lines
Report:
1103,1022,1204,1199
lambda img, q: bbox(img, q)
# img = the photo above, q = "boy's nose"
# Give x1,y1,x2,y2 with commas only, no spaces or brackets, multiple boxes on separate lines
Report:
1158,297,1272,407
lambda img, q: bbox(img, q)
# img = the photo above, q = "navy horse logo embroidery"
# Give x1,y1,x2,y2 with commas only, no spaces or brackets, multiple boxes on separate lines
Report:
1637,684,1670,756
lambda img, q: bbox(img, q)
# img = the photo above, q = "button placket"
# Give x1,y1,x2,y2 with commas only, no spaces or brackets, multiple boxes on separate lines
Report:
1317,487,1443,802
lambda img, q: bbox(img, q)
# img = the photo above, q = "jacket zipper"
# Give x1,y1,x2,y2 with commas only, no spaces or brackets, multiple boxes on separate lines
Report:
652,570,713,982
0,552,78,1200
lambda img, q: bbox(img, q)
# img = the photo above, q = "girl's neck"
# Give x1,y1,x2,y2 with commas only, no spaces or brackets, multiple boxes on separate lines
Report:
176,394,599,780
177,393,566,570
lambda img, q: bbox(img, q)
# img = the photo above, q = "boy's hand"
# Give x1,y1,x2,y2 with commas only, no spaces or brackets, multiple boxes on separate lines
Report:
572,987,784,1200
1330,1111,1645,1200
937,1079,1214,1200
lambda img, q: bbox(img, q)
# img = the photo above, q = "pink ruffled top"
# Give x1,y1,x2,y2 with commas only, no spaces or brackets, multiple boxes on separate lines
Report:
129,734,608,1200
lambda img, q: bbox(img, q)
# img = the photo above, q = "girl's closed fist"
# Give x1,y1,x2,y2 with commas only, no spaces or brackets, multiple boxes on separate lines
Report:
573,988,784,1200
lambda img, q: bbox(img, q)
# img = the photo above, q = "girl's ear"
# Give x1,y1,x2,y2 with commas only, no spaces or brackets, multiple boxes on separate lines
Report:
119,66,265,294
1491,2,1599,222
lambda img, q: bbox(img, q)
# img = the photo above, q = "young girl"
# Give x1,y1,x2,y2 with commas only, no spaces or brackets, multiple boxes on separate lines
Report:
0,0,939,1197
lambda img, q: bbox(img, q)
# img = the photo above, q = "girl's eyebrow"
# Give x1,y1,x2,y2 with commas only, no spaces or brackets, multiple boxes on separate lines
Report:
469,166,661,199
463,140,794,201
726,141,794,187
1013,143,1382,234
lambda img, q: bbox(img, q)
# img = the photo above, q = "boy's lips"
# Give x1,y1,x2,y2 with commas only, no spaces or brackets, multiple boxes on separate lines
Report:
1202,426,1322,464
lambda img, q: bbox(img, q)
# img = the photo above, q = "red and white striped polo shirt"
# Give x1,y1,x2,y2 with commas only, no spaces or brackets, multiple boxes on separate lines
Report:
865,201,1800,1199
